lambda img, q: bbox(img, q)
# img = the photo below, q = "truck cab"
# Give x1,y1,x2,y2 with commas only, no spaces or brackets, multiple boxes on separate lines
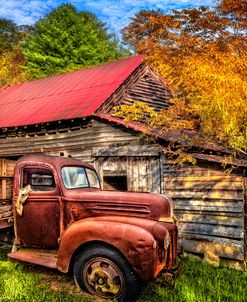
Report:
8,154,182,301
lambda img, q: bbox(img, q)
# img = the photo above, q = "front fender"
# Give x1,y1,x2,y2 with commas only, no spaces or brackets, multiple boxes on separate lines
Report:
57,217,157,280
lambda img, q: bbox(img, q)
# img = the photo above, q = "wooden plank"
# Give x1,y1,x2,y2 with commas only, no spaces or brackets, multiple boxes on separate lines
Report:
0,217,13,229
92,145,160,157
178,222,244,239
0,178,13,200
165,189,243,200
0,205,12,214
179,238,244,260
174,204,243,213
193,153,247,168
6,160,15,177
174,209,242,217
179,232,243,244
163,170,233,177
173,199,243,207
165,180,243,191
1,179,6,200
0,159,14,200
176,213,244,227
164,175,243,182
0,210,12,219
163,164,243,177
133,81,172,94
0,159,7,200
0,159,15,177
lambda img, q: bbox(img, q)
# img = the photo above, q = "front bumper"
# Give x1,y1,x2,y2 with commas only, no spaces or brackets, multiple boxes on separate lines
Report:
156,247,184,288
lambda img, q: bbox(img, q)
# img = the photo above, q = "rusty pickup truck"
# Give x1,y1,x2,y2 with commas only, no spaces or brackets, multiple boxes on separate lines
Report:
6,154,183,301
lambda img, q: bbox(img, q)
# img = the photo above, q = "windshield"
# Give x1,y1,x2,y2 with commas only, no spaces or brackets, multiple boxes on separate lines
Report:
61,167,100,189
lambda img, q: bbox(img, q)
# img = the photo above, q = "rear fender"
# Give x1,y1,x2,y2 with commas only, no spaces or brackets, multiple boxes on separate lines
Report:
57,218,157,280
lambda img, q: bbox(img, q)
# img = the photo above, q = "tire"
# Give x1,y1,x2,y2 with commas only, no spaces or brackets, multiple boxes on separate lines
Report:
73,243,142,302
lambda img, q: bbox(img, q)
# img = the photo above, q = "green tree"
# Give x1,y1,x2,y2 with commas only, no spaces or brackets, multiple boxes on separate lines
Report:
23,4,129,79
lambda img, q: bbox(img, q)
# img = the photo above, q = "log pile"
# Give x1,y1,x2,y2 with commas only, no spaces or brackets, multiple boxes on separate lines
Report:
0,159,15,230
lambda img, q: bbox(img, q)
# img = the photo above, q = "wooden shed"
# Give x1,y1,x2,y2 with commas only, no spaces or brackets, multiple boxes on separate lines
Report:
0,55,246,269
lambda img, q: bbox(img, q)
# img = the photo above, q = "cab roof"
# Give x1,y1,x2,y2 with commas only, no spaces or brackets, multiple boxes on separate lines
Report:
16,154,95,171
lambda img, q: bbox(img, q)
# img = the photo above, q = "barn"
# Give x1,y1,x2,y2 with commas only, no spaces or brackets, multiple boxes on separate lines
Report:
0,55,246,269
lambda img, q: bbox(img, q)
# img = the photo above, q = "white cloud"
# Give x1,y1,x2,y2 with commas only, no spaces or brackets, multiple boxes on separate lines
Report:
0,0,214,36
0,0,61,25
74,0,215,35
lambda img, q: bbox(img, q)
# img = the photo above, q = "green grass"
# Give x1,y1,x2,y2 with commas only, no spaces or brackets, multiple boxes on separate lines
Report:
0,244,246,302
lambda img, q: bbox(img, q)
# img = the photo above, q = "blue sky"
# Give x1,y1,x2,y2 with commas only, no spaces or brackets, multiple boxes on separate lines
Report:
0,0,214,36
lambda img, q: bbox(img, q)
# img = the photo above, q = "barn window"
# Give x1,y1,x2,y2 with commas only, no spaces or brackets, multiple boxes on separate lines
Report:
103,175,127,191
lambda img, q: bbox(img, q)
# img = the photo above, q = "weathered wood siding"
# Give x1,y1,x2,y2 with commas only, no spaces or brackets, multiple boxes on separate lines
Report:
126,157,161,193
163,159,246,262
98,65,173,114
0,159,15,229
0,119,138,163
121,73,172,111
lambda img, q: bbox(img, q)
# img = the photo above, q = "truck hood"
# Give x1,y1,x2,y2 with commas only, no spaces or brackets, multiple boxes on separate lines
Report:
63,189,173,222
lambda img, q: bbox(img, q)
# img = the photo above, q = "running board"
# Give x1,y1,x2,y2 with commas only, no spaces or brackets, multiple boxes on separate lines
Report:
8,248,58,269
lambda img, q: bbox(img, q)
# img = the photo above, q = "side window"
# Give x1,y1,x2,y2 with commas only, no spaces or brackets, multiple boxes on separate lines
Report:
23,168,56,192
86,168,100,188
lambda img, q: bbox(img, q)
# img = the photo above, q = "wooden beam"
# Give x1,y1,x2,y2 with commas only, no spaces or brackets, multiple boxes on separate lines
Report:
92,145,160,157
0,159,7,200
0,218,13,230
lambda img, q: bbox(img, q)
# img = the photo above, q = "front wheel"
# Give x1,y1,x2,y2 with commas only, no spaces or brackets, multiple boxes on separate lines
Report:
73,244,141,301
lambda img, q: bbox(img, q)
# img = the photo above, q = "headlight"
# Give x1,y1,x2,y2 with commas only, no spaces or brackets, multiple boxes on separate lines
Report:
164,235,170,249
153,222,170,249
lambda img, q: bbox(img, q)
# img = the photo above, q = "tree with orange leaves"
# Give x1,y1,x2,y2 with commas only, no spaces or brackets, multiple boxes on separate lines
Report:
120,0,247,156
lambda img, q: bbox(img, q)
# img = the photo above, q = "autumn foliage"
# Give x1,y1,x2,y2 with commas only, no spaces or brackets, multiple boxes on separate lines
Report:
0,19,32,86
121,0,247,155
0,45,26,86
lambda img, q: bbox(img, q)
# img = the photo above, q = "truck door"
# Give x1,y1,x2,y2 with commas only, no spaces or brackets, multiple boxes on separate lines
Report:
14,165,60,249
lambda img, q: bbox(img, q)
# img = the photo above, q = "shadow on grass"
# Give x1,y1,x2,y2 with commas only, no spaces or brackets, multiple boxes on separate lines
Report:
139,256,247,302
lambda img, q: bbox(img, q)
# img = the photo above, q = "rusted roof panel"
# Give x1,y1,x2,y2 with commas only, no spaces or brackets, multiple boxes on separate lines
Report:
95,114,237,156
0,55,144,128
96,115,247,166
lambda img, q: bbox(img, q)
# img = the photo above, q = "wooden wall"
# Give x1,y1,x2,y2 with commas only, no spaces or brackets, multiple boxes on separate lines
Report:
121,72,172,111
0,119,138,163
162,158,246,264
0,159,15,230
97,64,173,114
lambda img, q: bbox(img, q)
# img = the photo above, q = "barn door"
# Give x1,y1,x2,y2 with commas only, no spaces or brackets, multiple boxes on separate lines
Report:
127,157,161,193
95,155,161,194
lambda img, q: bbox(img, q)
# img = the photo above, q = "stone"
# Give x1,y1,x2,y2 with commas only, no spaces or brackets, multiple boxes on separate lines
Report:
202,250,220,267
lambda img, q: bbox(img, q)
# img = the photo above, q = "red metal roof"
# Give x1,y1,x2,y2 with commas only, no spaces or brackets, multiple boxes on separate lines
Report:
0,55,144,128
